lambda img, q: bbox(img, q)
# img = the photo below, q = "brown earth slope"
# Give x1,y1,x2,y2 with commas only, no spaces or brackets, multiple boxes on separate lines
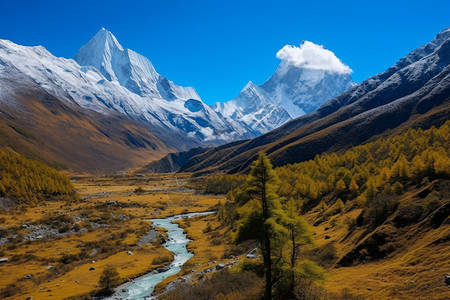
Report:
0,62,171,173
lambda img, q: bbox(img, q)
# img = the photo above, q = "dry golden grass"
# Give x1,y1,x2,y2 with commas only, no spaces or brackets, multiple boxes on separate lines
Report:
303,182,450,300
323,223,450,300
27,245,169,300
0,173,224,299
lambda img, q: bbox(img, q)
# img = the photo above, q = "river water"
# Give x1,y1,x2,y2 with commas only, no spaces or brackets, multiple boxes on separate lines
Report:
109,211,214,300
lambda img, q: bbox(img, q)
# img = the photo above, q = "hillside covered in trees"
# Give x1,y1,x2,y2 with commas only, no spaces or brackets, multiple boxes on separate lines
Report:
192,121,450,299
212,121,449,211
0,149,77,204
274,120,449,210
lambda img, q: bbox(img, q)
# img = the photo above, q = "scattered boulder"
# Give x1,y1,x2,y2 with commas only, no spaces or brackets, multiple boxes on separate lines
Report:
0,257,8,263
89,267,95,271
445,275,450,285
216,264,225,270
157,266,170,273
137,229,157,246
24,274,32,279
127,251,133,255
325,235,331,240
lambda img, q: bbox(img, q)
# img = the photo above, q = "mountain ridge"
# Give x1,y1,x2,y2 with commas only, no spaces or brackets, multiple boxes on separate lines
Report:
0,29,251,151
145,27,450,174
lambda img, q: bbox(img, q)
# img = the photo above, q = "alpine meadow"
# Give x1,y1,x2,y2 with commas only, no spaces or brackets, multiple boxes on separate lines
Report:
0,1,449,299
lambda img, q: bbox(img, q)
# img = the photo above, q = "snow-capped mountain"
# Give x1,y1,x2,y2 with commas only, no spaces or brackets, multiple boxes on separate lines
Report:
212,42,355,134
0,28,249,150
75,28,199,101
146,27,450,174
0,29,355,151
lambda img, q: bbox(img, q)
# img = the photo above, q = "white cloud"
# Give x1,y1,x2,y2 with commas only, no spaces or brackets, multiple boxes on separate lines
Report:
199,126,214,141
276,41,352,74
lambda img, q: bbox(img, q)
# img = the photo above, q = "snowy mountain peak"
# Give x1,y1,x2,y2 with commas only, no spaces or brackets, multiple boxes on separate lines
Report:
75,28,128,82
242,81,256,90
0,29,357,150
93,27,124,51
437,27,450,37
74,28,203,102
77,28,125,60
75,28,163,97
212,41,355,134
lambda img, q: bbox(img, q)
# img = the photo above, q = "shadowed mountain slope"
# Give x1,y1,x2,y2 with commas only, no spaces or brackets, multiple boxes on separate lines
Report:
144,28,450,174
0,61,170,173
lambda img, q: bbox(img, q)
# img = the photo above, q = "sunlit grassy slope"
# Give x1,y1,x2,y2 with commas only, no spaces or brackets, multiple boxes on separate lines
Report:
202,121,450,299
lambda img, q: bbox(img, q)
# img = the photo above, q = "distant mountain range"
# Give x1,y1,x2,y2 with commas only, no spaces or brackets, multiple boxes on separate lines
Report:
145,27,450,174
0,28,245,150
0,28,355,172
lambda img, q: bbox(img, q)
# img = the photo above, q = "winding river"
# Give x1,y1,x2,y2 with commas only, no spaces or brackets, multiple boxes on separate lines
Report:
109,211,214,300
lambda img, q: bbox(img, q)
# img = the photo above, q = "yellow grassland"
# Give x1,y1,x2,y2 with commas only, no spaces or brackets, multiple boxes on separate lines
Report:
321,222,450,299
0,173,225,299
303,183,450,300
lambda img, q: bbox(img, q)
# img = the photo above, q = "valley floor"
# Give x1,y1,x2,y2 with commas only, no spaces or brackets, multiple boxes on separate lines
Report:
0,174,448,300
0,174,226,299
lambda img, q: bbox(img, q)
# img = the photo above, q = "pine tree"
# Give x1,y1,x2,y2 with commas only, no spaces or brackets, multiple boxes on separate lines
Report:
391,153,411,178
236,152,286,300
336,179,346,191
280,198,313,269
349,178,359,191
434,156,450,175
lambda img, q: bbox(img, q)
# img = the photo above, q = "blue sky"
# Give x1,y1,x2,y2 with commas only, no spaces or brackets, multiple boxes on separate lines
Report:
1,0,449,104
